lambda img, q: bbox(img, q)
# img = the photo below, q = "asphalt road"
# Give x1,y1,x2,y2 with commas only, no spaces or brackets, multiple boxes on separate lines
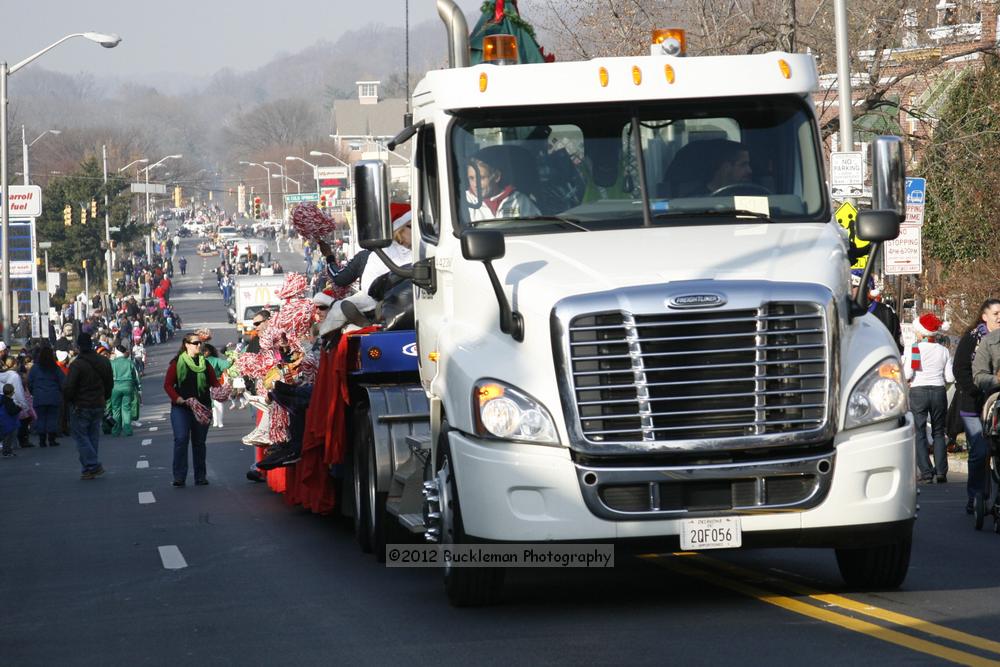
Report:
1,232,999,666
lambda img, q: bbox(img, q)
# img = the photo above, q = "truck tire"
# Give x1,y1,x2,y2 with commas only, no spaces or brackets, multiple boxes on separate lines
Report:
352,406,372,553
367,435,388,563
438,444,505,607
835,535,912,590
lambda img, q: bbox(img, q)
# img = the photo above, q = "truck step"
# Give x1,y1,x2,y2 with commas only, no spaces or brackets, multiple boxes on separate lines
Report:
386,497,402,517
406,434,432,452
397,513,426,534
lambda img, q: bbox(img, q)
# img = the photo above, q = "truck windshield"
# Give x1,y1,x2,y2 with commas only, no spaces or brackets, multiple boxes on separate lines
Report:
449,95,827,233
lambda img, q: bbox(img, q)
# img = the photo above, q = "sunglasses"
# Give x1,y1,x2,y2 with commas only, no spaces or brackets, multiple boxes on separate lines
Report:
184,339,200,345
252,320,264,327
316,305,330,311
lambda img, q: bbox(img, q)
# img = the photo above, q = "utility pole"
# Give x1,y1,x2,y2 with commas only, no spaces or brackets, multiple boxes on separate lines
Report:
103,144,112,292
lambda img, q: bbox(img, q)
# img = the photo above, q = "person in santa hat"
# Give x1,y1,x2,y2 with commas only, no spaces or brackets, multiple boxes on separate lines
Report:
317,205,413,337
904,312,954,484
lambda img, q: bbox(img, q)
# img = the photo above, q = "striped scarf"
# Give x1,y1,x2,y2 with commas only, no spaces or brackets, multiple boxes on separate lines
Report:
911,336,935,371
970,322,989,362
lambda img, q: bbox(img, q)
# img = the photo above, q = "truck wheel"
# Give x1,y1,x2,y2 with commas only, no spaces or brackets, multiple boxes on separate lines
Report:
352,407,372,553
367,435,388,563
438,447,505,607
835,535,912,590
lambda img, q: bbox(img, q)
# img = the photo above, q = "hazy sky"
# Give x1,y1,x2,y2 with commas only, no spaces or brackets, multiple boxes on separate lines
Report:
0,0,482,79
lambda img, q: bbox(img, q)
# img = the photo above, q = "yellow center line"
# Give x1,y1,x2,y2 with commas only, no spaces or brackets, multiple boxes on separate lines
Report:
649,556,1000,667
678,553,1000,657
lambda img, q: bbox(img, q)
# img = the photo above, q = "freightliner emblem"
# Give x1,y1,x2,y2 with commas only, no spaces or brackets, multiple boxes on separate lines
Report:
667,293,727,309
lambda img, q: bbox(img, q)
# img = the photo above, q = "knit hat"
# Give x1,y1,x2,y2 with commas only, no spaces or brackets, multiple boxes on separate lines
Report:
913,313,942,338
56,350,69,363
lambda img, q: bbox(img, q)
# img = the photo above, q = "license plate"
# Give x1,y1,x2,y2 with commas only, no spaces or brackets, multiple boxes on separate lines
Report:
679,517,742,550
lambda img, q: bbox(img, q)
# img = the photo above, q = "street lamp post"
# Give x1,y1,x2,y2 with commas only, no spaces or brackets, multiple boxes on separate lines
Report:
140,155,182,259
2,31,120,342
22,127,61,185
240,161,272,218
286,155,321,197
283,175,301,194
264,161,287,218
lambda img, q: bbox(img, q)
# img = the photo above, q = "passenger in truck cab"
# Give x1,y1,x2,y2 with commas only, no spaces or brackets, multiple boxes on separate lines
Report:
465,145,541,221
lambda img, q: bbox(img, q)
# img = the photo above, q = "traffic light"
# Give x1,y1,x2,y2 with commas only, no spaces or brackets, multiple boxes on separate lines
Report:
253,197,261,219
174,186,183,207
63,205,72,227
90,199,98,219
82,260,88,269
80,204,88,224
319,194,327,209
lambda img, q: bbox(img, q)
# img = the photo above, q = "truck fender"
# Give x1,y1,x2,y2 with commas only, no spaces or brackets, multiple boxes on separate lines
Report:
360,385,431,493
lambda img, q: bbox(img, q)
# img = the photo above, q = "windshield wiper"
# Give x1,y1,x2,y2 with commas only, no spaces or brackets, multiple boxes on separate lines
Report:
652,209,776,223
473,215,591,232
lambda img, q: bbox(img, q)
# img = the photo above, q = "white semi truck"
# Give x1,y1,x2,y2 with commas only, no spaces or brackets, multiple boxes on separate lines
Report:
341,1,915,606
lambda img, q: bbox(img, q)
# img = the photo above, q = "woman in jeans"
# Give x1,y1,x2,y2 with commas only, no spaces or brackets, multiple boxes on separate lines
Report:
163,335,220,487
952,299,1000,512
904,313,954,484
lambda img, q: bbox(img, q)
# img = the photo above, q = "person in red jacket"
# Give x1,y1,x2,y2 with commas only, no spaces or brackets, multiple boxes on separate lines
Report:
164,334,221,487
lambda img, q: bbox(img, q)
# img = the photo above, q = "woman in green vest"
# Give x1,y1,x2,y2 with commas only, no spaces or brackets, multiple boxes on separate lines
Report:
109,345,141,437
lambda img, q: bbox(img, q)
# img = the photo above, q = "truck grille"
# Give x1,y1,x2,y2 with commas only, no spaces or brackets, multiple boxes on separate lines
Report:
567,302,828,444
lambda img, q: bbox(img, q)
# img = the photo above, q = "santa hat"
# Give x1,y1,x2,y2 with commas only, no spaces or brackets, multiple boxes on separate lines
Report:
312,289,336,308
390,203,411,232
913,313,943,337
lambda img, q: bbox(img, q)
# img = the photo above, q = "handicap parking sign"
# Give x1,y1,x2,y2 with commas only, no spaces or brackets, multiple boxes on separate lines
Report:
905,177,926,205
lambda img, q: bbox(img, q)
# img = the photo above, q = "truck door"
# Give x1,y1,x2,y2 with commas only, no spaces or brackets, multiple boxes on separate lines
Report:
413,124,447,392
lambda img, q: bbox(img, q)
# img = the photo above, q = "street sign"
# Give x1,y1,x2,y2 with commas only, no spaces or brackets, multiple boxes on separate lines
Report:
130,182,167,194
4,185,42,217
884,223,922,275
904,177,926,225
830,152,865,186
285,192,320,204
315,166,348,180
835,201,869,269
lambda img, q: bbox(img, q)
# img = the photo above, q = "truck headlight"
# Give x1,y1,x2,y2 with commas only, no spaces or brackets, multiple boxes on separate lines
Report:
844,357,908,429
473,379,559,445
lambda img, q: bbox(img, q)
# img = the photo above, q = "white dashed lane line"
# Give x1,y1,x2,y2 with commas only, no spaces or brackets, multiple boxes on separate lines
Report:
141,439,152,446
138,492,156,504
149,427,158,432
136,461,149,469
158,545,188,570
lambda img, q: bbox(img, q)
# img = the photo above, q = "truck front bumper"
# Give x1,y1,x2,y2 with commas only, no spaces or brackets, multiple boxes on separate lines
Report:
448,414,916,545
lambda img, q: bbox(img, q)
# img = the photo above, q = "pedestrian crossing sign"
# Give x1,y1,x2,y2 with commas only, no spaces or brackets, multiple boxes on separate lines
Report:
835,201,869,269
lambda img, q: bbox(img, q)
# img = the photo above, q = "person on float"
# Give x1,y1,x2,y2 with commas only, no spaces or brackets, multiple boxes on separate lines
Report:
319,207,413,334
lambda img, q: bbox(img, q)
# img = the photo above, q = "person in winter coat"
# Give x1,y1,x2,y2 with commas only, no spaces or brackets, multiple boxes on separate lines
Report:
164,334,221,486
952,299,1000,513
201,343,231,428
63,333,114,480
1,384,21,457
109,346,141,437
905,313,954,484
27,346,65,447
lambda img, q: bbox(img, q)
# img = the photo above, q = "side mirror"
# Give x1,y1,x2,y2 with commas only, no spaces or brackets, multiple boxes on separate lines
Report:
856,210,900,242
461,229,505,261
871,136,905,221
353,160,392,250
459,230,522,342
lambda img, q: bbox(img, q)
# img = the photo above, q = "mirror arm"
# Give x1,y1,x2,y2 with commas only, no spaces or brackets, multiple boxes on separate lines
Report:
370,248,437,294
849,242,882,320
481,260,523,342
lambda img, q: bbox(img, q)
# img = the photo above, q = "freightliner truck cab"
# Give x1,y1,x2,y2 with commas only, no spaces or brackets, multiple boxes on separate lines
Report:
347,0,914,606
